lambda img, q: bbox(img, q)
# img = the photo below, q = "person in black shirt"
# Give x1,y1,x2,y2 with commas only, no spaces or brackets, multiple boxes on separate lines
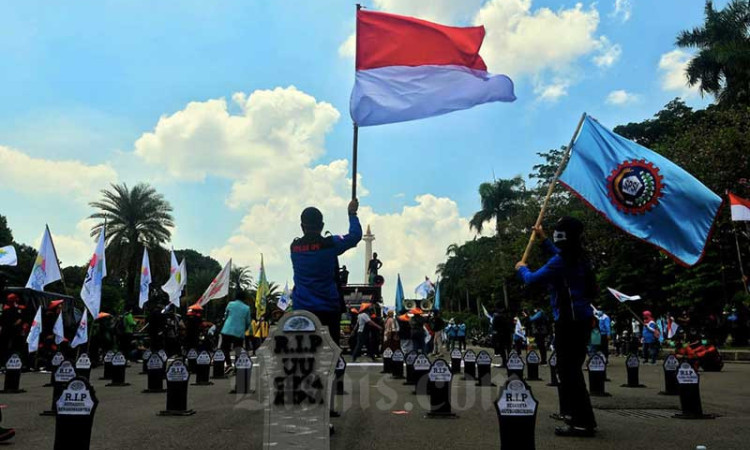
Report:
367,253,383,286
339,266,350,286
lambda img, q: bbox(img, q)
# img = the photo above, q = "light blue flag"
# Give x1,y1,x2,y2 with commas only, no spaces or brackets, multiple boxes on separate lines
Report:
559,115,722,266
434,282,441,311
395,274,405,313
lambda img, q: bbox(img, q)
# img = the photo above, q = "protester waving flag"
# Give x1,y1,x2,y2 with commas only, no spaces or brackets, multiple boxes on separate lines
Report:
350,9,515,127
607,287,642,302
0,245,17,266
139,248,152,308
53,311,65,345
81,227,107,318
729,192,750,221
414,277,435,299
26,225,62,291
559,115,722,266
27,307,42,353
197,259,231,307
70,313,89,348
395,274,405,313
255,255,269,319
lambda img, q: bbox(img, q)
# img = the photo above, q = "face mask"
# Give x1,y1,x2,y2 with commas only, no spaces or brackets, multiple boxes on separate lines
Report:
553,230,567,243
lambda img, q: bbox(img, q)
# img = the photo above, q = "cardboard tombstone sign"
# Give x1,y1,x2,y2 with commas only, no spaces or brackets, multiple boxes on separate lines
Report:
42,361,77,415
159,360,195,416
495,375,538,450
547,352,559,387
186,348,198,373
382,347,393,374
661,354,680,396
391,349,405,379
673,362,713,419
144,353,166,393
2,354,24,393
506,351,525,379
587,353,609,397
405,351,418,385
256,310,341,450
193,350,213,385
54,377,99,450
426,359,455,418
100,350,115,380
463,349,477,380
334,355,347,395
107,352,129,386
75,354,92,381
141,349,153,374
233,351,254,395
46,352,66,386
212,349,227,379
623,354,645,388
450,349,462,374
413,354,432,396
476,350,494,386
526,350,542,381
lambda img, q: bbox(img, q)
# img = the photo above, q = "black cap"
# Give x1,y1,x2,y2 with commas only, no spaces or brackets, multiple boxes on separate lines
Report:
301,207,324,228
554,216,583,241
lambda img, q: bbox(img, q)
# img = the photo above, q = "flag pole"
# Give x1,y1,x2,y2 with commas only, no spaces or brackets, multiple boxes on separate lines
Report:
734,224,748,292
351,3,362,201
521,112,587,264
47,224,68,292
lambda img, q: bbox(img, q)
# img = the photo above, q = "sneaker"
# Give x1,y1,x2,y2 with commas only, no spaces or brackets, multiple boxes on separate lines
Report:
549,413,571,422
0,427,15,442
555,425,595,437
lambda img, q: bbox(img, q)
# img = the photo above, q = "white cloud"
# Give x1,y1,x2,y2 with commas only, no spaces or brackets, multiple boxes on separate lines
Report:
611,0,632,22
593,38,621,67
0,145,117,202
658,49,700,97
534,79,571,102
606,89,639,105
338,33,356,59
32,219,99,268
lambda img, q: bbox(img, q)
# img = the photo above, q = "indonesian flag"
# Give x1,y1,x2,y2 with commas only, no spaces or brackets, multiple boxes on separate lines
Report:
667,316,679,339
197,259,231,307
350,9,515,127
729,192,750,221
27,307,42,353
71,313,89,348
54,311,66,345
26,225,62,291
81,227,107,318
607,287,642,302
139,248,152,308
0,245,17,266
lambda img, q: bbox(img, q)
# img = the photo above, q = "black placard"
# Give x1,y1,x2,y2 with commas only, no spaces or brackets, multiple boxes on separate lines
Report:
54,377,99,450
495,375,538,450
426,359,455,418
159,360,195,416
526,350,541,381
143,353,166,393
2,353,24,393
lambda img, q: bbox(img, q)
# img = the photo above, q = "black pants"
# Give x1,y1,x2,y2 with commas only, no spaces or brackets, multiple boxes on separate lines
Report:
600,335,609,361
555,320,596,429
534,333,548,364
220,334,243,367
311,311,341,346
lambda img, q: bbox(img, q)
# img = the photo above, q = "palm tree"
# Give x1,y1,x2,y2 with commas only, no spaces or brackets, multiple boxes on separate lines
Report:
89,183,174,309
230,266,253,298
677,0,750,105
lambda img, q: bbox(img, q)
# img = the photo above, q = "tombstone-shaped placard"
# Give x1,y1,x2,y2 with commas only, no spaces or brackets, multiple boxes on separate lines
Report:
623,354,645,388
526,351,541,381
463,349,477,380
107,352,129,386
42,361,77,416
381,347,393,374
2,353,25,393
495,375,538,450
426,359,455,418
212,349,227,379
547,352,558,387
54,377,99,450
391,349,405,379
413,354,431,396
141,349,153,374
232,351,253,395
506,351,525,380
143,353,166,393
159,360,195,416
587,353,609,397
673,362,713,419
476,350,494,386
404,351,418,385
450,349,462,374
46,352,65,386
257,310,341,449
193,350,213,385
75,353,92,381
661,354,680,396
100,350,115,380
186,348,198,373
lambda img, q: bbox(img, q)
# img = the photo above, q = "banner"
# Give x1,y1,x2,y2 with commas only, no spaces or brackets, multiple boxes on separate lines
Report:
81,227,107,318
54,311,65,345
27,307,42,353
197,259,231,307
70,313,89,348
139,248,152,308
26,225,62,291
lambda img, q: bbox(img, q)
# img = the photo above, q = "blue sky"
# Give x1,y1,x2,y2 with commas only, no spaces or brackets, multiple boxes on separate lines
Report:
0,0,717,300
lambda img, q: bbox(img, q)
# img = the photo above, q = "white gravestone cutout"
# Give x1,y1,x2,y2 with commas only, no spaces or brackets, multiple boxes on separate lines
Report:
76,354,91,370
52,352,65,366
588,355,606,372
676,362,699,385
549,353,557,367
626,355,640,369
197,351,211,365
392,349,404,362
166,361,189,382
147,354,164,370
429,360,452,383
383,348,393,358
103,351,114,363
497,379,537,416
414,355,431,371
56,379,95,415
236,353,253,370
158,350,168,362
213,350,226,362
477,351,492,366
6,354,22,370
664,355,679,371
451,349,462,360
527,351,540,364
507,353,524,371
464,350,477,363
406,352,417,366
55,361,76,383
112,353,126,366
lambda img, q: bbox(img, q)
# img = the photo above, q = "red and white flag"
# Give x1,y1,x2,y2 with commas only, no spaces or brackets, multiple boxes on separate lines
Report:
53,311,65,345
27,307,42,353
667,316,679,339
729,192,750,221
197,259,231,307
71,313,89,348
607,287,642,302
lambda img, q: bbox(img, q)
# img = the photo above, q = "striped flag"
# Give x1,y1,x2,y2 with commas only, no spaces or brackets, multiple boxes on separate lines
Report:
729,192,750,221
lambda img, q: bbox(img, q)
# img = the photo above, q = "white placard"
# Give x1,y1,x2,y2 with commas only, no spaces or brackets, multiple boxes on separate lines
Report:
405,352,417,365
196,351,211,365
588,355,606,372
103,351,114,363
52,352,65,366
158,350,168,362
676,362,699,385
383,348,393,358
235,353,252,370
187,349,198,359
664,355,679,371
451,349,462,360
414,354,431,371
55,361,76,383
213,350,226,363
507,353,524,370
112,352,126,366
336,356,346,371
497,379,537,416
463,350,477,363
527,351,540,365
626,354,640,369
76,354,91,370
142,350,152,361
56,379,95,416
549,353,557,367
147,354,164,370
477,351,492,366
6,354,22,370
392,349,404,362
166,360,189,382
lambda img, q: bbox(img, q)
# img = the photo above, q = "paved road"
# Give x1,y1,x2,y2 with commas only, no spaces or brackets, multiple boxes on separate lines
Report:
2,354,749,449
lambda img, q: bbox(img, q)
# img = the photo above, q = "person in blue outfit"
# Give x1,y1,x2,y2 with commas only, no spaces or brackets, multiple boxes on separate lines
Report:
641,311,660,364
291,199,362,342
220,291,252,368
516,217,597,437
596,310,612,362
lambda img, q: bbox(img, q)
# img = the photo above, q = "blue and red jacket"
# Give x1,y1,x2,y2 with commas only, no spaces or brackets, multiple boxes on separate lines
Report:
291,214,362,313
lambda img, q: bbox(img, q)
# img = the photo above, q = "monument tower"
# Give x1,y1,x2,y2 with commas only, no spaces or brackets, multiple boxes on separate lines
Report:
363,225,375,283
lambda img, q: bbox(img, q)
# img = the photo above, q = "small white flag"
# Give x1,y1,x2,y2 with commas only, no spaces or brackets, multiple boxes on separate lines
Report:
0,245,17,266
26,225,62,291
162,250,186,308
54,311,65,345
81,227,107,318
139,248,152,308
27,307,42,353
197,259,231,307
415,278,435,299
277,282,292,311
607,287,642,302
71,313,89,348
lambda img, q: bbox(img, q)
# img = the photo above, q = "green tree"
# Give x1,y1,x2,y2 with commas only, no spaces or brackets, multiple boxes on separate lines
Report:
0,214,13,246
89,183,174,309
230,265,253,298
677,0,750,105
